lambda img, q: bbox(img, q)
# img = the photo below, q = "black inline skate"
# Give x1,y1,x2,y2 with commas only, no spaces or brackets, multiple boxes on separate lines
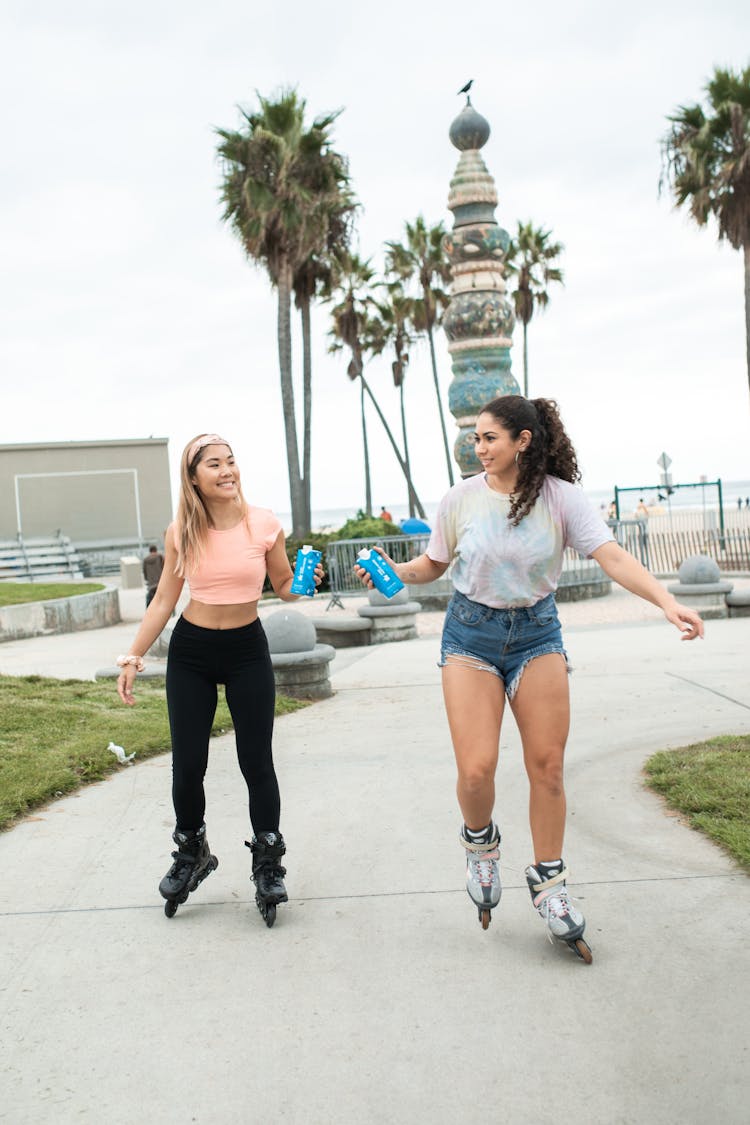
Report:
246,831,287,928
159,823,218,918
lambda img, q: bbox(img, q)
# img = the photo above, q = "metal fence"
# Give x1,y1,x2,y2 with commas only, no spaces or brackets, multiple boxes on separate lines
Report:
326,535,431,601
326,520,750,608
326,536,609,603
609,519,750,573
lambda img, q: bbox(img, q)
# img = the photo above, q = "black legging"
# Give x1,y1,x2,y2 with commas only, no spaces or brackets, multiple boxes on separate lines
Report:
166,616,279,833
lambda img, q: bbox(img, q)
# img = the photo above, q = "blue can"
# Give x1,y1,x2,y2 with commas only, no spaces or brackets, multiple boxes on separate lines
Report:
290,545,321,597
356,548,404,599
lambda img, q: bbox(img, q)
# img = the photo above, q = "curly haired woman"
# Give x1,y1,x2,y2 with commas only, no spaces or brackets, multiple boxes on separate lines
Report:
356,396,703,960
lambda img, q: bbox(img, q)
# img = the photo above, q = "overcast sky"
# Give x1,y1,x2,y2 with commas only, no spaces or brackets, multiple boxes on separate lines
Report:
2,0,748,520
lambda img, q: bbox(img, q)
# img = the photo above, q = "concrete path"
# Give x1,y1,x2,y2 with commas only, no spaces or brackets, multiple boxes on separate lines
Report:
1,595,749,1124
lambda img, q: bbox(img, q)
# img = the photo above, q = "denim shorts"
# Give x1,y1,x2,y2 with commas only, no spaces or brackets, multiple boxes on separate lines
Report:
439,590,568,700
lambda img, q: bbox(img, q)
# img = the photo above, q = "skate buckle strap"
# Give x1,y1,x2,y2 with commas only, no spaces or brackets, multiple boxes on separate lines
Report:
530,867,569,893
461,832,500,854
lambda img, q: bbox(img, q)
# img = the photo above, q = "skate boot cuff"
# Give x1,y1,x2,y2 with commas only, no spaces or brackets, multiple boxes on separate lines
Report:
245,833,286,859
527,866,569,893
174,823,206,844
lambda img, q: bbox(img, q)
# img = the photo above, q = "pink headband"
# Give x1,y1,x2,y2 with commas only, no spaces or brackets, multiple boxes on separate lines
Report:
188,434,230,464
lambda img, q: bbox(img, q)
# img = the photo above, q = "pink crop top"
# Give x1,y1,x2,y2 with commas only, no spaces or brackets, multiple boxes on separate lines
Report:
174,507,283,604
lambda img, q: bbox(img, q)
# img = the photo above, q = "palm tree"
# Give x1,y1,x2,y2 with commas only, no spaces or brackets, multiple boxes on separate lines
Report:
216,88,353,537
661,65,750,399
385,216,454,486
505,222,564,398
327,251,426,518
292,202,355,529
371,282,419,516
327,251,376,514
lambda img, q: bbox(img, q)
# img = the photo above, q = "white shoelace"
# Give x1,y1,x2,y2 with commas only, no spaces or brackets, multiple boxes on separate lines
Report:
469,851,499,886
539,889,571,920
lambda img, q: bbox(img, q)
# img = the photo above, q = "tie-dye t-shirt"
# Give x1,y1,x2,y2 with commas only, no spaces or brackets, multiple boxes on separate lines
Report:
426,474,612,608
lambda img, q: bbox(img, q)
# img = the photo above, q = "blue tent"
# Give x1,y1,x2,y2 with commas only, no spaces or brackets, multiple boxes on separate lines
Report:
401,517,431,534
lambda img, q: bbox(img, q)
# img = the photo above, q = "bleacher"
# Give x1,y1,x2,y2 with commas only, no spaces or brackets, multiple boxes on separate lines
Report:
73,539,145,577
0,533,85,582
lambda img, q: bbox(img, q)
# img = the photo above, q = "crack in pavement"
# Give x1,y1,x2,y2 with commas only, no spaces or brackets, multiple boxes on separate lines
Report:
0,873,740,918
664,672,750,711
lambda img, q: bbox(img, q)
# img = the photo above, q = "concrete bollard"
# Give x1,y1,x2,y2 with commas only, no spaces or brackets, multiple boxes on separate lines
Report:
356,586,421,643
667,555,733,620
263,609,335,700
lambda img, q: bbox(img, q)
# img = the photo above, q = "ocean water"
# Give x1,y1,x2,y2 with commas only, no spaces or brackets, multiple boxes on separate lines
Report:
279,479,750,533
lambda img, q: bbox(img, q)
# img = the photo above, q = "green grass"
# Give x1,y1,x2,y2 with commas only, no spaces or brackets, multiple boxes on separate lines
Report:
0,582,105,606
644,735,750,872
0,675,307,831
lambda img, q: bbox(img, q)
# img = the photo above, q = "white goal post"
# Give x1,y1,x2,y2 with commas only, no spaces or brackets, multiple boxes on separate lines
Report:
14,468,143,542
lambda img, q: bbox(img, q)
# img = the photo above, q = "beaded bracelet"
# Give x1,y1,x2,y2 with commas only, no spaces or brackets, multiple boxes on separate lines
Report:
116,654,145,672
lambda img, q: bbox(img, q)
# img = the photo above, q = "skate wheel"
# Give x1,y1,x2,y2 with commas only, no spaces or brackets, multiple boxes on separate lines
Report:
164,899,178,918
479,908,491,931
573,938,592,964
264,903,276,928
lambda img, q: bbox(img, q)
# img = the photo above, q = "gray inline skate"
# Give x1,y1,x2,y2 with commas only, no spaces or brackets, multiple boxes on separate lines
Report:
159,823,218,918
461,823,501,930
246,831,287,928
525,862,592,963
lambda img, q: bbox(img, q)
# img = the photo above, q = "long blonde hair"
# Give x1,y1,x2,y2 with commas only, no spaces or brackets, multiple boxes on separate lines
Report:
174,434,248,576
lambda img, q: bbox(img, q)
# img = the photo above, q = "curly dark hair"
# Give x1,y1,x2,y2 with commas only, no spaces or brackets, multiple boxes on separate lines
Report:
478,395,581,525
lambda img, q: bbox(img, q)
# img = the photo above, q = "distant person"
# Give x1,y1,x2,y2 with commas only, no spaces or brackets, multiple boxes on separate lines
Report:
142,545,164,608
117,433,323,926
746,497,749,509
635,498,649,518
380,506,393,522
738,498,743,511
607,500,617,519
356,395,703,963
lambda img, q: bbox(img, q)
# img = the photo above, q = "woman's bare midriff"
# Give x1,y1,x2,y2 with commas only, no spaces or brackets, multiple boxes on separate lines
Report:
182,599,259,629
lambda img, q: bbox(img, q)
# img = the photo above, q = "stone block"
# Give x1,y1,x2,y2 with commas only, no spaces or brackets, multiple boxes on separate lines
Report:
0,587,120,643
726,590,750,619
311,617,372,648
556,578,612,603
120,556,143,589
270,644,335,700
667,582,733,620
407,577,453,611
357,601,421,644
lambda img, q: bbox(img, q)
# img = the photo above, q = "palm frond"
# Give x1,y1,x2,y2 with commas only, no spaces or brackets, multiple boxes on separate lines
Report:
660,65,750,249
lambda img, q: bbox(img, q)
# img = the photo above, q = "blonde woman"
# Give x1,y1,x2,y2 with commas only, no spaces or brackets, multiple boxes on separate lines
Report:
117,434,322,925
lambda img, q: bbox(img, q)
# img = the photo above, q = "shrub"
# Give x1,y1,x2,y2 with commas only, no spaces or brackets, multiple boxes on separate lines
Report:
331,516,403,541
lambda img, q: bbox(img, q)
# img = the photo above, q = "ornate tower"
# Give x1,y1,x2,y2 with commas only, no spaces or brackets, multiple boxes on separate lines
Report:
442,97,519,476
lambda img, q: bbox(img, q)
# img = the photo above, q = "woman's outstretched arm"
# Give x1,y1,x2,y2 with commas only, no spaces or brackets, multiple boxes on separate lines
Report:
591,541,704,640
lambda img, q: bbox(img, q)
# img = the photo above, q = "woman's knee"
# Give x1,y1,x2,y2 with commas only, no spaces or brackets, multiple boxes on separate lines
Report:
457,759,496,795
172,753,208,791
238,752,275,787
526,751,565,795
